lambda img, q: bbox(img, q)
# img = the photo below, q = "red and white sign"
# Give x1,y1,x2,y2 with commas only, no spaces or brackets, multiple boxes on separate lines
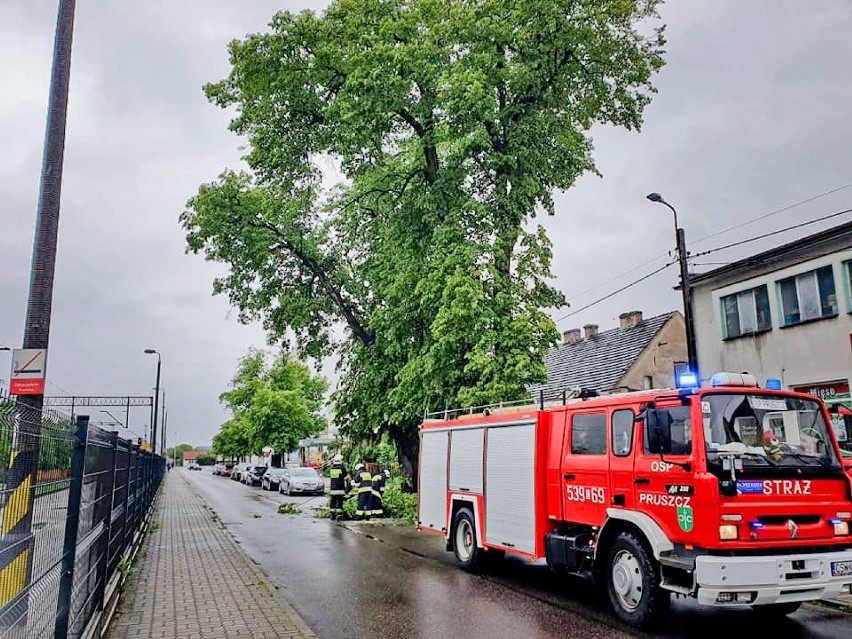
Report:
792,380,850,402
10,349,46,395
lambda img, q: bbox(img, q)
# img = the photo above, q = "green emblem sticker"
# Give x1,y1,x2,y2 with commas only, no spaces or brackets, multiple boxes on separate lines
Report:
677,505,694,532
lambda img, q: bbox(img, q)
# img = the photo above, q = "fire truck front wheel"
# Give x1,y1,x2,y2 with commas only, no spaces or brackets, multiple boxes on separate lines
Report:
452,509,483,572
606,531,670,629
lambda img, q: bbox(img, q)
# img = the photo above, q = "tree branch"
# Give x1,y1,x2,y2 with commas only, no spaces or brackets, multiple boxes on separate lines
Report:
247,218,375,347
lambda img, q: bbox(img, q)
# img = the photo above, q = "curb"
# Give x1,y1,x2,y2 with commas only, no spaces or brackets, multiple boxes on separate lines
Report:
814,598,852,613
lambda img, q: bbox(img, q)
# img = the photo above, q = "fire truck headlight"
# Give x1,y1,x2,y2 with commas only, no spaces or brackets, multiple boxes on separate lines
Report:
719,524,738,540
829,519,849,536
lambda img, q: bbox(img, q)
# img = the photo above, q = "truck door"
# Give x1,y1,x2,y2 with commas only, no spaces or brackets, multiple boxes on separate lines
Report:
608,408,637,510
633,405,695,539
562,411,609,525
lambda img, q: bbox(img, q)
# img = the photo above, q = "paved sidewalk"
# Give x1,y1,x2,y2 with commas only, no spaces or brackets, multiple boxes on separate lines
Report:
107,473,316,639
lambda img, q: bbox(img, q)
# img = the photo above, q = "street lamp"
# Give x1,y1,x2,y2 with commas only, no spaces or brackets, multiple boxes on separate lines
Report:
144,349,161,454
646,193,699,377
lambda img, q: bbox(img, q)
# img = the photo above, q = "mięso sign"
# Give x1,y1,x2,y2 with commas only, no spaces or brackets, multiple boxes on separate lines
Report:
792,380,850,403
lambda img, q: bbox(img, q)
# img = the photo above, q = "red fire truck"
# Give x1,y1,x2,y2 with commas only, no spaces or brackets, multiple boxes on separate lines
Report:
417,372,852,629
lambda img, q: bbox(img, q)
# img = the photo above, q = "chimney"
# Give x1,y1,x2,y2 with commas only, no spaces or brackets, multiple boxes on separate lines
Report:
562,329,581,345
619,310,643,329
583,324,599,340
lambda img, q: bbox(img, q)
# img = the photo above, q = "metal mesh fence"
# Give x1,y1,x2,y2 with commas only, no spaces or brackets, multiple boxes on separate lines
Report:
0,391,163,638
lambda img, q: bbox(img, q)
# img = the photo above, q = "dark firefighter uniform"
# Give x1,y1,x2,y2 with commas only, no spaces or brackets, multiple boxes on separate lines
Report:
370,470,386,517
327,462,348,520
352,467,374,519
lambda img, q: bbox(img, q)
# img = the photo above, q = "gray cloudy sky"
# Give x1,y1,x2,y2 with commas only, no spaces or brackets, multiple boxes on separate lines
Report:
2,1,851,446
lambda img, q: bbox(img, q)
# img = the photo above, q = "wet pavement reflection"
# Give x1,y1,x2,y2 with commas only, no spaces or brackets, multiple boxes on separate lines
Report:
184,470,849,639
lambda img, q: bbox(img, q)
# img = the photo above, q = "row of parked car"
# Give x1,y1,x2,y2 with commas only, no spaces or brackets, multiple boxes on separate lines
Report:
212,461,326,495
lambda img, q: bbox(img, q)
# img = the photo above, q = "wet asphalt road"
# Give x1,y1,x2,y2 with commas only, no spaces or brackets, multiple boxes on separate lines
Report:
181,469,850,639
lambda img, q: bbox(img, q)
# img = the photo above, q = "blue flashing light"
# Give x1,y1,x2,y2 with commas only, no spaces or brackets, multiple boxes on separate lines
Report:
766,378,783,390
829,518,842,526
749,520,764,529
677,371,699,389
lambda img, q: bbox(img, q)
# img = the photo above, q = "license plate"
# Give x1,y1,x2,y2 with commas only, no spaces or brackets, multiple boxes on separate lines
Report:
831,560,852,577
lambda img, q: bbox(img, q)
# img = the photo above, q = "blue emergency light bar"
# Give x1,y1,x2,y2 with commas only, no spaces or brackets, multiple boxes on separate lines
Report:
677,371,699,389
765,378,782,390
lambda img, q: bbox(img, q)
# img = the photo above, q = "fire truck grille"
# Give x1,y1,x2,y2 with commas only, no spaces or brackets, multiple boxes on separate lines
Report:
757,515,821,526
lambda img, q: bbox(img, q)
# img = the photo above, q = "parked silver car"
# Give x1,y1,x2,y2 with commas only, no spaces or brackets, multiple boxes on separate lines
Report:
279,467,324,495
261,467,287,491
231,462,251,482
243,465,267,486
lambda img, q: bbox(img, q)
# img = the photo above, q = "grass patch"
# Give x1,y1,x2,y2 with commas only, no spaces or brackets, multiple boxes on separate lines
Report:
277,503,302,516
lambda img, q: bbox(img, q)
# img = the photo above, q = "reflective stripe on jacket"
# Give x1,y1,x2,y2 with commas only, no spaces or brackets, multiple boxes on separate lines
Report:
356,470,373,492
328,464,347,495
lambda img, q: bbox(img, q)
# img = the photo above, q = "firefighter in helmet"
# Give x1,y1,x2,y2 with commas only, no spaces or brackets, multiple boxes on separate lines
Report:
370,467,387,518
327,454,348,520
351,463,373,520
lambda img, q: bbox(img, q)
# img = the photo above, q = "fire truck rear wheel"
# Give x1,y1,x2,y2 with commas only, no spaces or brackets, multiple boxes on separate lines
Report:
452,508,482,572
606,531,670,629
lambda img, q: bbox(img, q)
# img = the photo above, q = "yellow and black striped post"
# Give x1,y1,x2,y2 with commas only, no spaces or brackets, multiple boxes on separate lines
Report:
0,401,41,612
0,454,33,607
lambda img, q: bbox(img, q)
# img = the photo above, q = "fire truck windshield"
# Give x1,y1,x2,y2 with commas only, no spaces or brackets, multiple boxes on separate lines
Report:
702,393,841,477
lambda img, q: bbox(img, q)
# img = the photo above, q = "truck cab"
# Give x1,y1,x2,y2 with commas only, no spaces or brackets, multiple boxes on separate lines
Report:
418,372,852,629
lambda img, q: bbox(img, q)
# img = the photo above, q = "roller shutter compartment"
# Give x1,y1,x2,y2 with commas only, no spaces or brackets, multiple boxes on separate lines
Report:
484,423,536,553
418,431,449,531
449,428,484,494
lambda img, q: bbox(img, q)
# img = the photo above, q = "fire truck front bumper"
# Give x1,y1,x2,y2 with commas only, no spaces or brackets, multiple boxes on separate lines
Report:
694,548,852,606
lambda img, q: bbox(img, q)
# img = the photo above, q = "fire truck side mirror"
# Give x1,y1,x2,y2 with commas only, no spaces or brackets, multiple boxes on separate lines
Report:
645,409,673,455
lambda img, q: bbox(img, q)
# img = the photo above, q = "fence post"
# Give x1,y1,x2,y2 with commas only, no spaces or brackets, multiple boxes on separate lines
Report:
120,441,130,554
95,431,118,611
54,415,89,639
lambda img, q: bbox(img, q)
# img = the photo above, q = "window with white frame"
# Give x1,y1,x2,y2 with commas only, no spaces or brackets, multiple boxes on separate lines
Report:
721,285,771,338
777,265,837,326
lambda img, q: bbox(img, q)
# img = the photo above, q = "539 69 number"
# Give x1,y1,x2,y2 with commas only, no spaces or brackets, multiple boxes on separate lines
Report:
565,485,606,504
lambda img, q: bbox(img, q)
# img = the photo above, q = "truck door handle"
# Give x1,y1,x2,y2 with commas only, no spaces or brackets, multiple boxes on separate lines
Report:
563,474,576,481
634,478,651,485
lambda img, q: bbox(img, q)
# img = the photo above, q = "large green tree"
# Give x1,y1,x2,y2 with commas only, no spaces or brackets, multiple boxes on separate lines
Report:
214,349,328,458
183,0,665,472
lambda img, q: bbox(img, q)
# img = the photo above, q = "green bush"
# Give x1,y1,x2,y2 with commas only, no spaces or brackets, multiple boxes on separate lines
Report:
381,477,417,523
343,494,357,517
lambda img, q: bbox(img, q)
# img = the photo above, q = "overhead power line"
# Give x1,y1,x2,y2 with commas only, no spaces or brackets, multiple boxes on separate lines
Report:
556,259,676,323
564,181,852,302
692,206,852,258
692,180,852,245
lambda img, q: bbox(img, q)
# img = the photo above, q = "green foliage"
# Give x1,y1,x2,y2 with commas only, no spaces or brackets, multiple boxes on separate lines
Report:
382,477,418,523
277,502,302,515
312,506,331,519
183,0,666,472
211,419,251,461
196,454,216,466
117,557,135,580
213,349,328,459
165,443,193,462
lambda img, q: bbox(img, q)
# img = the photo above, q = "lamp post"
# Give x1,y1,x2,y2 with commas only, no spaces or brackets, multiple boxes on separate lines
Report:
646,193,699,377
144,349,161,453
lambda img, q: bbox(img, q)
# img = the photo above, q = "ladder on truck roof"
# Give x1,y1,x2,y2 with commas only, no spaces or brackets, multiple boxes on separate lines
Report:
422,386,674,422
